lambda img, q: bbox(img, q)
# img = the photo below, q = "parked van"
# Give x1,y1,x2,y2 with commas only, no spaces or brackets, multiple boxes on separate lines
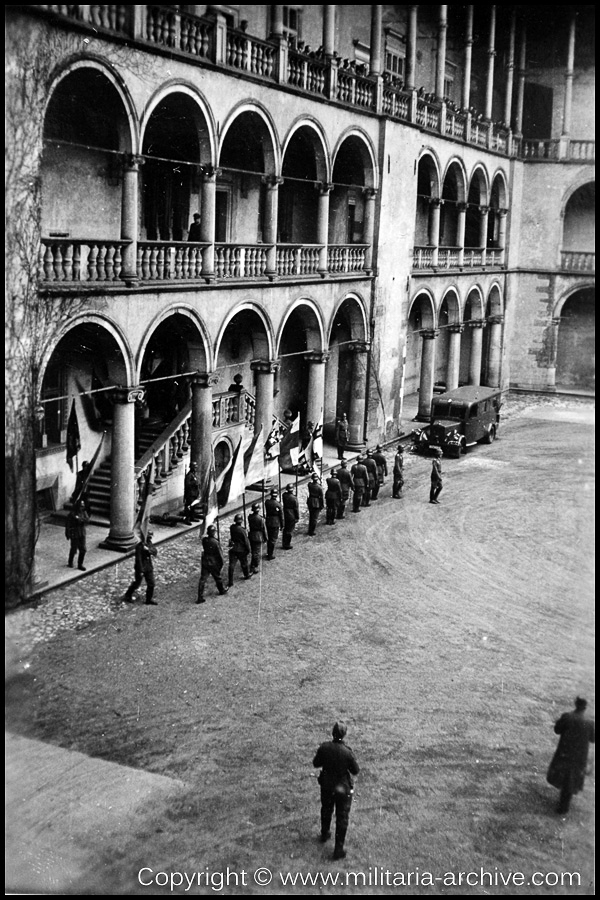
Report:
412,386,503,458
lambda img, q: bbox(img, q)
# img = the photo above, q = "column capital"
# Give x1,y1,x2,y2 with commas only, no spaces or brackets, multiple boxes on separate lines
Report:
420,329,440,340
202,166,222,181
429,197,442,209
487,315,504,326
448,324,465,334
191,372,220,389
110,386,145,404
551,316,561,328
124,154,145,170
304,351,331,365
315,182,335,195
262,174,284,188
362,187,378,200
468,320,484,329
350,340,371,354
251,358,280,375
498,208,509,217
456,201,468,212
479,205,490,215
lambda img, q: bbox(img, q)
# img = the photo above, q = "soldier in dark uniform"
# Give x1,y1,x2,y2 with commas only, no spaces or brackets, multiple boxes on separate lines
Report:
313,721,360,860
197,525,228,602
430,447,443,503
282,483,299,549
335,413,349,460
123,531,158,605
350,456,368,512
228,514,252,587
65,499,90,570
264,488,284,559
336,459,354,519
363,450,378,505
306,473,324,536
547,697,595,814
325,469,342,524
392,444,405,498
248,502,267,573
184,461,201,522
70,460,92,513
372,444,388,499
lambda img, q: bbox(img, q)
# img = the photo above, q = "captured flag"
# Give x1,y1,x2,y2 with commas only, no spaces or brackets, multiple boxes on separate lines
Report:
217,437,245,508
200,456,218,534
133,460,154,543
72,431,105,508
265,421,283,459
244,425,265,486
66,399,81,472
279,413,300,470
312,413,323,459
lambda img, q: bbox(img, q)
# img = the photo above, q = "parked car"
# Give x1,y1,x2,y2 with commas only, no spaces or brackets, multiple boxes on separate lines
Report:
411,386,503,458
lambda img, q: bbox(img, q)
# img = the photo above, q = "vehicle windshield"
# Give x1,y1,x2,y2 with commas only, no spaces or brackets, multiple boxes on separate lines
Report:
432,400,468,420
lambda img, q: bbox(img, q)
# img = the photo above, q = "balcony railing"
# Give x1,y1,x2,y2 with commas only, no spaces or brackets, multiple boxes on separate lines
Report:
328,245,368,274
40,239,129,282
137,241,208,280
215,244,268,278
412,247,435,269
31,7,596,166
561,251,595,272
463,249,484,267
437,248,460,269
276,244,322,276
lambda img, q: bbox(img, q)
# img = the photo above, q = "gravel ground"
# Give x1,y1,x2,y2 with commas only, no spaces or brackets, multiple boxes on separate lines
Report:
5,392,595,896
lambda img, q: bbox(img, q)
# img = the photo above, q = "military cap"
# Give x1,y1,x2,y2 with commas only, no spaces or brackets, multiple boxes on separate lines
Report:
340,459,347,466
311,473,319,480
234,514,243,523
207,525,216,534
376,444,382,451
332,721,347,740
285,483,294,491
251,503,260,511
396,444,405,453
269,488,278,497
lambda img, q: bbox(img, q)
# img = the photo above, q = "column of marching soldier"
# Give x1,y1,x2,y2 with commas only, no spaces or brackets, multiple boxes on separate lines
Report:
196,443,407,603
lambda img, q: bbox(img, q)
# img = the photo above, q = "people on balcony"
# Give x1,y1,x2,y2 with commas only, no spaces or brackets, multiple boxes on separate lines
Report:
188,212,202,242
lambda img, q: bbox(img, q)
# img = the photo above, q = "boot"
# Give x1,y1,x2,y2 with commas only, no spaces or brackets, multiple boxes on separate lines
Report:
332,845,346,860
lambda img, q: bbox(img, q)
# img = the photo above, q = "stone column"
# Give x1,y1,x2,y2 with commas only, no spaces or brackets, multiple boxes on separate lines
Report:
486,315,504,387
562,12,576,137
479,205,489,264
200,166,220,280
121,154,144,285
251,359,279,440
304,351,330,428
262,175,283,278
417,330,439,421
190,372,219,477
271,4,284,36
468,322,484,386
406,5,418,91
317,183,333,276
429,198,441,266
323,4,336,57
485,5,497,121
369,5,383,77
362,187,377,273
504,9,516,127
514,23,527,137
462,5,473,110
547,317,561,388
497,209,508,264
456,202,467,266
435,5,448,100
346,341,370,449
446,325,463,391
100,387,145,552
271,5,288,84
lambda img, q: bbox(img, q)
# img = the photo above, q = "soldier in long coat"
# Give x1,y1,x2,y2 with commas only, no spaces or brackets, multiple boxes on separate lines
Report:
336,459,354,519
264,488,284,559
313,722,360,861
65,500,90,571
306,473,324,536
547,697,595,814
363,451,378,505
228,514,252,586
372,444,388,499
325,470,342,524
248,503,267,573
282,483,299,549
350,456,368,512
392,444,405,498
124,531,158,605
197,525,228,602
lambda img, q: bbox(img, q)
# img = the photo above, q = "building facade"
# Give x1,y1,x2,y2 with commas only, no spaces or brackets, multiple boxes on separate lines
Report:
5,5,595,596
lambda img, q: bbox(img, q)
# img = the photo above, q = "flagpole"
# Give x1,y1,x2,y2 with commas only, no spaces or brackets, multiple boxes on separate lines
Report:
278,465,282,497
242,492,247,528
216,511,221,543
261,479,266,516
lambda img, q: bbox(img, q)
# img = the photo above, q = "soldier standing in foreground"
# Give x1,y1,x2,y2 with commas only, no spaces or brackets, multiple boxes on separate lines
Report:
336,458,354,519
325,469,342,524
306,473,324,536
547,697,595,814
392,444,405,498
429,447,443,504
248,503,267,573
313,722,360,861
123,530,158,605
227,514,252,587
282,483,299,549
350,456,368,512
264,488,284,559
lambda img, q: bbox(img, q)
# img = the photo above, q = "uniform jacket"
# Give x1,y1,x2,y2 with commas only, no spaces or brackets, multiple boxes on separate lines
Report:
248,511,268,543
265,497,284,529
335,419,349,445
184,470,200,504
325,476,342,502
373,451,388,481
201,534,224,571
337,467,354,500
282,492,299,527
547,709,595,793
65,507,89,541
350,462,368,489
364,456,378,486
307,481,324,509
393,453,404,476
229,523,251,554
134,539,157,575
313,739,360,794
431,458,443,483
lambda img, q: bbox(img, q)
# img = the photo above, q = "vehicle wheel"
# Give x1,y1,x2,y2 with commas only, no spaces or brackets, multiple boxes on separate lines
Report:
484,426,496,444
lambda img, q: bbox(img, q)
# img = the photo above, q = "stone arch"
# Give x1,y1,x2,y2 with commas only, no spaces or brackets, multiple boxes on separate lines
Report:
140,82,217,164
136,306,212,380
465,165,490,248
219,101,280,174
282,118,331,183
555,286,595,390
460,286,485,386
415,152,442,247
326,292,370,437
276,299,327,428
332,128,378,189
440,160,467,247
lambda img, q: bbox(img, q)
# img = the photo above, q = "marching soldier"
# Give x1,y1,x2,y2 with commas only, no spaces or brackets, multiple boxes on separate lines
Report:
264,488,284,559
430,447,443,504
363,450,378,505
306,473,324,536
228,514,252,587
282,483,299,549
325,469,342,525
124,530,158,605
248,502,267,573
313,722,360,861
336,458,354,519
392,444,405,498
372,444,388,499
197,525,228,602
350,456,368,512
183,461,201,522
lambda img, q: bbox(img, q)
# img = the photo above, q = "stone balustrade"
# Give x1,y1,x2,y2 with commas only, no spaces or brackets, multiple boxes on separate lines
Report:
40,239,128,282
561,251,595,272
137,242,208,280
328,245,367,274
276,245,322,276
226,30,276,78
215,244,268,279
